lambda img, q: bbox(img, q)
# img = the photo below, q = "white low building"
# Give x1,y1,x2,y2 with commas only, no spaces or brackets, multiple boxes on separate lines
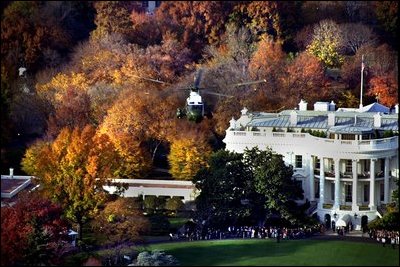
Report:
103,178,198,202
223,100,399,231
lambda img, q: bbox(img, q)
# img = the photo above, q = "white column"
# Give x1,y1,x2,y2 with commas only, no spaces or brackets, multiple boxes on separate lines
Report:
384,157,390,204
369,158,376,209
334,158,341,209
352,159,359,211
319,157,325,209
309,156,315,201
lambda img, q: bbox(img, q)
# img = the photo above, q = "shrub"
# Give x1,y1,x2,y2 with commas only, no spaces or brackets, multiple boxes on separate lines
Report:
134,250,179,266
165,197,184,215
144,196,166,213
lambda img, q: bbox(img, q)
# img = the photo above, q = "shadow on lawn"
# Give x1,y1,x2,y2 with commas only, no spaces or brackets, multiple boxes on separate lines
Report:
147,239,322,266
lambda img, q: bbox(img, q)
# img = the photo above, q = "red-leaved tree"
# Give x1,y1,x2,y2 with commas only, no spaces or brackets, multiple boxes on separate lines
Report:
1,192,68,266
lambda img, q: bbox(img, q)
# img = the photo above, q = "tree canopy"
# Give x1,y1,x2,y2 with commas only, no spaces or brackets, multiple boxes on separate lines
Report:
194,147,305,228
21,125,121,240
1,192,68,266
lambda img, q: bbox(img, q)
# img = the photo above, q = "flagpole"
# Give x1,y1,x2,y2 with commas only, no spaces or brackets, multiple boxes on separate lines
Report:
359,55,364,109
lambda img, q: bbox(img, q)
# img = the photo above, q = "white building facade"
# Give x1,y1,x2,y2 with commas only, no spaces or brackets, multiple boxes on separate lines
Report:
223,100,399,231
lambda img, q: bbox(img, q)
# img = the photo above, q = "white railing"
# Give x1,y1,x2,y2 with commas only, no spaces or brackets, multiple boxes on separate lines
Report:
224,131,398,153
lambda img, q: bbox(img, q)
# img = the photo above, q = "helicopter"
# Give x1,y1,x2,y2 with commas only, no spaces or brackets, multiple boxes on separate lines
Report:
133,69,267,122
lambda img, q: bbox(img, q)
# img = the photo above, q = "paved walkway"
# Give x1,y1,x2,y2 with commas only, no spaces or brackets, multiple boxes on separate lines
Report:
143,230,383,245
311,230,378,243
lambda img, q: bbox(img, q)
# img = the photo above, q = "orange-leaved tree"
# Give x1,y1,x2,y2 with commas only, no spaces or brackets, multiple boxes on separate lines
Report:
281,51,326,106
367,73,398,107
21,125,121,240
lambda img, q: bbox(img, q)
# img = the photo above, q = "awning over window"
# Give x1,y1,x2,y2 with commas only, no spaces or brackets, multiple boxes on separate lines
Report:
336,214,351,227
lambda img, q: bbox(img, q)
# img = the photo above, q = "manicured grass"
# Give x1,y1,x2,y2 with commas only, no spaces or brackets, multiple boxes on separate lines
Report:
168,217,188,230
145,239,399,266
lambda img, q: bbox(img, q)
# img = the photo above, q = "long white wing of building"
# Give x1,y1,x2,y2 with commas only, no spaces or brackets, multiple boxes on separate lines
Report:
223,100,399,231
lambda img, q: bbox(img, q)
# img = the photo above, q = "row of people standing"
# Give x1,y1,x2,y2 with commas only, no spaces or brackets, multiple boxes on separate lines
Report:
368,229,399,249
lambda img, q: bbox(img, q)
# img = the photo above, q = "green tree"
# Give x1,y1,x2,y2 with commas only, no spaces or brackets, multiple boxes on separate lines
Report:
243,147,304,224
144,195,166,214
165,196,184,215
193,150,264,228
392,178,399,209
194,147,305,228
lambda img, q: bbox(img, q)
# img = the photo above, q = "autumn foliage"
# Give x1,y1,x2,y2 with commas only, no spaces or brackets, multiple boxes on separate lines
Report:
168,128,212,180
367,73,398,107
1,192,67,266
21,125,121,240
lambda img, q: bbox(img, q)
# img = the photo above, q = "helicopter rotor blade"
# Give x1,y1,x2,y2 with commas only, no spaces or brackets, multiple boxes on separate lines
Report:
174,87,193,91
229,79,267,87
131,74,171,85
201,90,233,98
194,68,204,89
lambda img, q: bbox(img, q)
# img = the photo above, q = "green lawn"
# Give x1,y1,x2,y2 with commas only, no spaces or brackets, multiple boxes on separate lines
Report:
168,217,188,230
145,239,399,266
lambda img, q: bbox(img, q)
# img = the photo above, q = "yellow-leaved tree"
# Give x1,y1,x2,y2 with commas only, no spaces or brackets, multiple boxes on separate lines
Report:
168,129,212,181
306,19,344,68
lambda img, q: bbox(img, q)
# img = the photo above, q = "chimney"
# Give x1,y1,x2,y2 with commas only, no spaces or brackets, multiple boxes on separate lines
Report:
328,112,335,126
329,100,336,111
299,99,308,111
373,112,382,128
229,117,236,129
290,110,298,126
9,168,14,179
241,107,249,116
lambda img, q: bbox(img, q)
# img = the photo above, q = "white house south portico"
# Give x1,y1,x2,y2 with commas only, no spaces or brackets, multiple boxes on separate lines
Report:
223,100,399,231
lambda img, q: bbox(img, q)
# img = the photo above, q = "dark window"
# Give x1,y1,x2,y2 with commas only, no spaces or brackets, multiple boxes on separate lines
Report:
315,158,320,169
380,183,384,201
346,160,352,173
342,134,356,140
295,155,303,168
364,184,369,202
364,160,370,172
361,134,370,140
315,181,320,199
345,184,352,202
331,183,334,201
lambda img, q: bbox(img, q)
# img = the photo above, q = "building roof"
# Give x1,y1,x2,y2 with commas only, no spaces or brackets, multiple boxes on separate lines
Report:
249,113,398,131
235,102,398,132
359,102,390,113
328,126,373,134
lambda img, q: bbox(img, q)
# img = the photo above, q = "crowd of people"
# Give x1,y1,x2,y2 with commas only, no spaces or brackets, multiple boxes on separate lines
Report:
368,229,399,249
170,224,321,242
